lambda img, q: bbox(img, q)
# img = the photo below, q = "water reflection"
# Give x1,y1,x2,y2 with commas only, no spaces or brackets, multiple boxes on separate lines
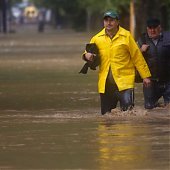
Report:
97,120,170,170
0,109,169,169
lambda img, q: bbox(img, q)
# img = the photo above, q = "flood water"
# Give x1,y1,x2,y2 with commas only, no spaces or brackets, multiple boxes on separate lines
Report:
0,109,169,170
0,26,169,169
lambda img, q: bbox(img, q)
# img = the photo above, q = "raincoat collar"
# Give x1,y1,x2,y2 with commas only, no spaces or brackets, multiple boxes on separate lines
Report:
98,26,127,38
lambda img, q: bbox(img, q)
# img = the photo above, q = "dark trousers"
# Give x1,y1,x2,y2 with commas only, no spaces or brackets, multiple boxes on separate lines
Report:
143,80,170,109
100,76,134,115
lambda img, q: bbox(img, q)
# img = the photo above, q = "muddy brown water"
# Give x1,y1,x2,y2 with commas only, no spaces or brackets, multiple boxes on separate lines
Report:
0,27,169,169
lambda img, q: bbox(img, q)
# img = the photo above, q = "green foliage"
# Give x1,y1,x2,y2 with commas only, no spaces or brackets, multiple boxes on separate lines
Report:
10,0,170,31
10,0,23,5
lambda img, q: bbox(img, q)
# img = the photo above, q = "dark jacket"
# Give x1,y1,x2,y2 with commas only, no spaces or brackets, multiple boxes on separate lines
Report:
138,31,170,82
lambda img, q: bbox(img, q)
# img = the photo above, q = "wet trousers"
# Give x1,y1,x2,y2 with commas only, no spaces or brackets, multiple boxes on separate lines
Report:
100,75,134,115
143,80,170,109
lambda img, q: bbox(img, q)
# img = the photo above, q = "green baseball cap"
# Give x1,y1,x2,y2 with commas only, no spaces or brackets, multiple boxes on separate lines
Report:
103,10,119,20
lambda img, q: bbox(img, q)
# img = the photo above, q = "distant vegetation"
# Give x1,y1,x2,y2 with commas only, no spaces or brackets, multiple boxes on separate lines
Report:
31,0,170,31
1,0,170,37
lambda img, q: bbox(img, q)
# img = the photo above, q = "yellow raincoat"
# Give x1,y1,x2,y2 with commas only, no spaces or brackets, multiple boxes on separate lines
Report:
89,26,151,93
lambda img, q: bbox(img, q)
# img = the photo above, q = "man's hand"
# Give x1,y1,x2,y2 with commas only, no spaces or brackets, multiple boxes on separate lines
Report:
141,44,150,52
143,77,151,87
84,53,95,62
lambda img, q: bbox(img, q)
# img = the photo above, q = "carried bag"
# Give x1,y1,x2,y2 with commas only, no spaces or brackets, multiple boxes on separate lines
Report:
79,43,100,74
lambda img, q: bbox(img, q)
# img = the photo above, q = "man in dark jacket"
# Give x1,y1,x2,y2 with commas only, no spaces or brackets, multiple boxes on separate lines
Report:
138,18,170,109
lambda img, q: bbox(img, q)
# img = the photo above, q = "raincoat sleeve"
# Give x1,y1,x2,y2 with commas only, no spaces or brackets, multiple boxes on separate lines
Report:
128,34,151,79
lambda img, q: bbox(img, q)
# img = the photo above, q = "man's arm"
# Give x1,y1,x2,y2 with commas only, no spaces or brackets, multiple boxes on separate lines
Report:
129,34,151,80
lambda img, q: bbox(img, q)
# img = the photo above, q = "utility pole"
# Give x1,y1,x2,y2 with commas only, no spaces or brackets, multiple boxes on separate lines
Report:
130,0,135,38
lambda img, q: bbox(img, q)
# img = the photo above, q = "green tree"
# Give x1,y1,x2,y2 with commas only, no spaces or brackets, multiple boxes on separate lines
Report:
30,0,131,31
28,0,170,33
135,0,170,38
77,0,131,31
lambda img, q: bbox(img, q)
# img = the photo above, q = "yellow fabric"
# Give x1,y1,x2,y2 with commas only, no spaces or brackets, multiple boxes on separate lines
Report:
88,27,151,93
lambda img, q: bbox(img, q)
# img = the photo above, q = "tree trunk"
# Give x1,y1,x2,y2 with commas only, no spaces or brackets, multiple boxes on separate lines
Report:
2,0,8,33
130,0,135,37
86,8,91,33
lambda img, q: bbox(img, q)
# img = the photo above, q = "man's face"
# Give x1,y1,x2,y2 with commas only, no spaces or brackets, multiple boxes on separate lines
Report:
147,25,161,39
104,17,119,31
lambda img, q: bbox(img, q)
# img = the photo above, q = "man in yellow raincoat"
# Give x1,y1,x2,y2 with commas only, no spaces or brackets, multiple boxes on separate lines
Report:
83,10,151,115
